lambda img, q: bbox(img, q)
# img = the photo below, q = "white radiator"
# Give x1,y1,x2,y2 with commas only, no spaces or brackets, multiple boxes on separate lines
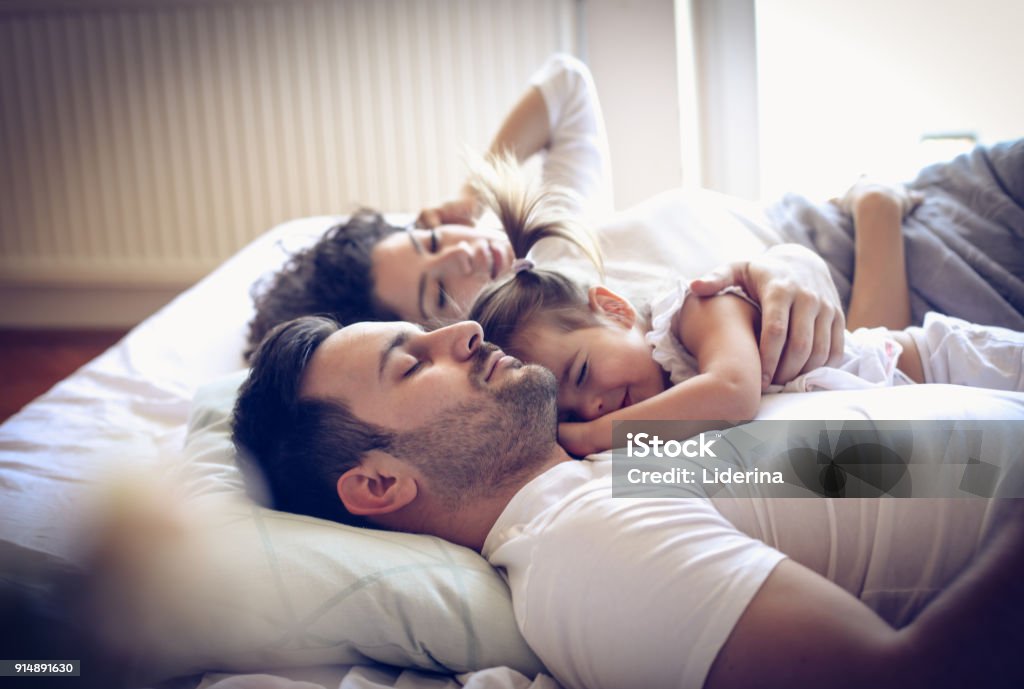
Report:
0,0,577,287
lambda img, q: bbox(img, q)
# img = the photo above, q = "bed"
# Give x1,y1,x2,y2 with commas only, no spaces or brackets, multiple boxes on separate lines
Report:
1,169,1023,689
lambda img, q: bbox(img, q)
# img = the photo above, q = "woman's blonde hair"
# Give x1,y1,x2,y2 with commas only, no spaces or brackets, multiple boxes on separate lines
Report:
467,151,606,357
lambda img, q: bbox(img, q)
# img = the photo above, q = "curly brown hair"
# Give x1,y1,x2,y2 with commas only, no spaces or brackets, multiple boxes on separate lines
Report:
244,210,401,361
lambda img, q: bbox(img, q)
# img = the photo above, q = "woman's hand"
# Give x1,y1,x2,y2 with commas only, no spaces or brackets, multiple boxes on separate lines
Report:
690,245,845,388
416,190,479,228
419,83,553,230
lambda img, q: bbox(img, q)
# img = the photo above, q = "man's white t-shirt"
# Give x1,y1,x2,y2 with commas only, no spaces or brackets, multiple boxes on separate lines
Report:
483,452,1005,689
482,457,785,689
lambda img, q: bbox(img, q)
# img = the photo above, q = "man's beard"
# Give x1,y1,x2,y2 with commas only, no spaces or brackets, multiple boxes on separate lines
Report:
387,344,559,510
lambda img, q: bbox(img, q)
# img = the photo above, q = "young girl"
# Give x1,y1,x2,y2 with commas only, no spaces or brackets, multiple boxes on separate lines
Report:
468,157,1024,456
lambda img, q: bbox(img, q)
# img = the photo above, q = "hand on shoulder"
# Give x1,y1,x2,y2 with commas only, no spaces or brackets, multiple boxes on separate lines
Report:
690,245,845,387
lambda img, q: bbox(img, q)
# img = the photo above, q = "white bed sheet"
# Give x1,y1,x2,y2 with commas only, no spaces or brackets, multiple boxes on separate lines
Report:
0,213,562,689
0,216,334,559
2,192,1023,689
0,210,563,689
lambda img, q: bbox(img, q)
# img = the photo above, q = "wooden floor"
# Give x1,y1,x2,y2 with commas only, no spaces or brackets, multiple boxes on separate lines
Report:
0,329,128,423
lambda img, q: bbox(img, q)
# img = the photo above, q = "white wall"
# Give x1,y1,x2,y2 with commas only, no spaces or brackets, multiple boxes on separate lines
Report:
689,0,760,198
0,0,685,328
583,0,684,209
0,0,579,327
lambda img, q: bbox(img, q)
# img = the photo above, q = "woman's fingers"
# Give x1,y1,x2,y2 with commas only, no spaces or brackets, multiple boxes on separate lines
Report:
799,305,839,376
827,308,846,369
416,208,443,228
757,294,791,389
416,197,479,229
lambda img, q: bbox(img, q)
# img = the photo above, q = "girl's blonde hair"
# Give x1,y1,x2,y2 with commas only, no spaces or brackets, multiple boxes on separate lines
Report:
467,151,606,356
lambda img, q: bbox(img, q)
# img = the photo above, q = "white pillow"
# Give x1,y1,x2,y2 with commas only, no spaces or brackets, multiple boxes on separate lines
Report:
150,370,544,680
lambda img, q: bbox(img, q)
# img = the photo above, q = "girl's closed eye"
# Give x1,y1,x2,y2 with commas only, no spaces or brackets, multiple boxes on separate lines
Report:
564,348,588,389
576,359,590,387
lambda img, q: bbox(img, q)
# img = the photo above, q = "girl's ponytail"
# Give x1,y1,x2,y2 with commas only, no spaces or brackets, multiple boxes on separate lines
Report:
467,150,604,273
467,152,605,355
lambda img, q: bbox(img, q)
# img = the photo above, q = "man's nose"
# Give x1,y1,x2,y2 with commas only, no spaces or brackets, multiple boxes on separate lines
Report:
423,321,482,362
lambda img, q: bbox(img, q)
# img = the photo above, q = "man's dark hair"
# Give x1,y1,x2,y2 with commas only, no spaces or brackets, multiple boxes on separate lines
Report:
245,210,402,361
232,316,395,526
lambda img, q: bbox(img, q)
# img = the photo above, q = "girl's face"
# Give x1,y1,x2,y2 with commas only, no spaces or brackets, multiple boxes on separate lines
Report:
519,310,668,422
371,224,515,324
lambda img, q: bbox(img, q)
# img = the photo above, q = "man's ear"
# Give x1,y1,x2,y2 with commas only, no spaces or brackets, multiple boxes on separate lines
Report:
588,285,637,328
336,450,419,517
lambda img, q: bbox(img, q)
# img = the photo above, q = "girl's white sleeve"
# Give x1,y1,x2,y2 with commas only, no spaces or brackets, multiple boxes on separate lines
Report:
529,54,614,222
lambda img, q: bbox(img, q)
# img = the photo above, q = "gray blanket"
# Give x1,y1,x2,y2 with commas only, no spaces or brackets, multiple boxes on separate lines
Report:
766,139,1024,330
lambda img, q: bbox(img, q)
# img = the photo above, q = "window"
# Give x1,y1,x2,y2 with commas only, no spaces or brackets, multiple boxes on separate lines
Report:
756,0,1024,201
